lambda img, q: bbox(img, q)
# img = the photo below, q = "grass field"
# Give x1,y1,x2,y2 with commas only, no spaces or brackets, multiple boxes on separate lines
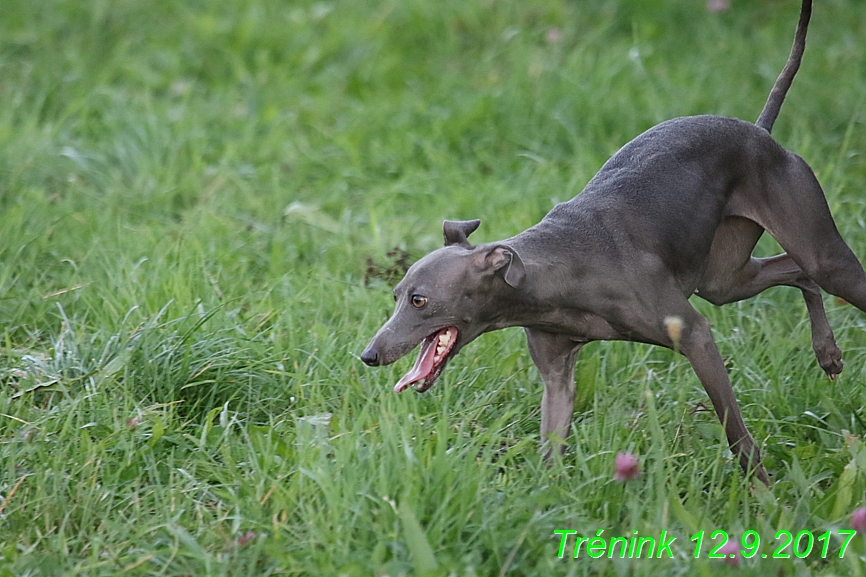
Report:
1,0,866,575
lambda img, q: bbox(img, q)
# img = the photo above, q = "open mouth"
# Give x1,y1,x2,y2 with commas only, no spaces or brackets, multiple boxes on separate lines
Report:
394,327,458,393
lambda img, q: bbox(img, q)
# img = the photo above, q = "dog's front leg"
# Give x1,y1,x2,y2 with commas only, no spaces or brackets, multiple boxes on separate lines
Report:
524,328,584,459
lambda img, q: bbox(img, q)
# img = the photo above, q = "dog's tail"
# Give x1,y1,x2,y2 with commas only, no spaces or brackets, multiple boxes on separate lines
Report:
755,0,812,134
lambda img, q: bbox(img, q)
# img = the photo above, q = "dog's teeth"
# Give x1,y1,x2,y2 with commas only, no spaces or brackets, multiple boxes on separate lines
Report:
436,345,445,356
439,333,449,345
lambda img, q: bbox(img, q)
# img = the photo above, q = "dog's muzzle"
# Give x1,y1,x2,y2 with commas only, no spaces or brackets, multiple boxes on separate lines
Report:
360,346,381,366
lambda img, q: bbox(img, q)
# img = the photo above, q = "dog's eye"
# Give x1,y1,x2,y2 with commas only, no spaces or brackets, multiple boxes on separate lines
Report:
411,295,427,308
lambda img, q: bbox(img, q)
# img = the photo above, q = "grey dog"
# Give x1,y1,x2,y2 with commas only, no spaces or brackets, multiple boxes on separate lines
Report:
360,0,866,484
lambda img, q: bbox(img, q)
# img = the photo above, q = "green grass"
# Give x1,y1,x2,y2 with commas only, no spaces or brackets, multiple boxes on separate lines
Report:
1,0,866,575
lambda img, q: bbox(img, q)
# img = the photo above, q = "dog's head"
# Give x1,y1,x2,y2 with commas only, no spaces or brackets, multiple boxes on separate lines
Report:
360,220,524,393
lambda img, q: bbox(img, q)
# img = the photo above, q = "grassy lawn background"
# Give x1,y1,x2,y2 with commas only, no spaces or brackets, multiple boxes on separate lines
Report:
1,0,866,575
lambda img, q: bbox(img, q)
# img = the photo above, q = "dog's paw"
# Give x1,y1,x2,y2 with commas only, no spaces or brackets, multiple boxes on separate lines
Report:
813,340,843,379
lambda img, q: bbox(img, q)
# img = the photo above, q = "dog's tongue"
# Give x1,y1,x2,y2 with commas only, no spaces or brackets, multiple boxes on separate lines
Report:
394,336,437,393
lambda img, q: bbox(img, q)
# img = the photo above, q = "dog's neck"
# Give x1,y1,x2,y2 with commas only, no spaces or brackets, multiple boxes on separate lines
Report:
471,238,620,341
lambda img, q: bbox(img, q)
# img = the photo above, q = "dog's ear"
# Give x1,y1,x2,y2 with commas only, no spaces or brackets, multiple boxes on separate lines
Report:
443,219,481,248
482,245,525,289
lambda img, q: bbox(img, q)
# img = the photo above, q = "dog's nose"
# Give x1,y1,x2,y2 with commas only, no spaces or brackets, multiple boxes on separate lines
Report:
360,347,380,366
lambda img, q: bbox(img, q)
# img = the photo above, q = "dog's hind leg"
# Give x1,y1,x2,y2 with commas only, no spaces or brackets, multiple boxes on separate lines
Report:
525,328,584,459
677,309,769,484
760,156,866,316
698,216,842,377
612,290,769,484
